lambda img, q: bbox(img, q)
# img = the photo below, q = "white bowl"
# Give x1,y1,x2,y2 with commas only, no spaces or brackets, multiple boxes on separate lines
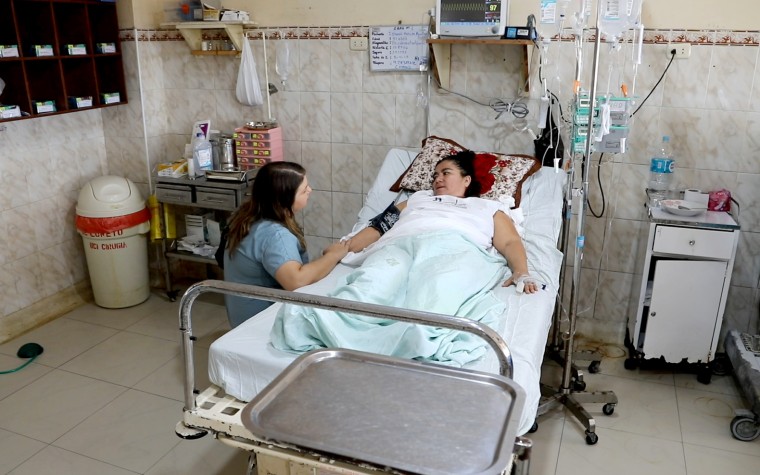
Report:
660,199,706,217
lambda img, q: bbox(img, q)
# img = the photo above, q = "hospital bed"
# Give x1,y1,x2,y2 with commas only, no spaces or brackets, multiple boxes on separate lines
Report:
175,149,566,474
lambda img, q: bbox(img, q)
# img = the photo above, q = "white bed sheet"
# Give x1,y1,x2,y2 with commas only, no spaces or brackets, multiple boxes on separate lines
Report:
208,165,565,436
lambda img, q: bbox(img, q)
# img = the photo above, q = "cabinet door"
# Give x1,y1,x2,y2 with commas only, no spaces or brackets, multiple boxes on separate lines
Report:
643,260,726,362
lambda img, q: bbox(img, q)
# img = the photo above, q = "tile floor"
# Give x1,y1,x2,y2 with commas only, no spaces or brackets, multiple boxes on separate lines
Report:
0,291,758,474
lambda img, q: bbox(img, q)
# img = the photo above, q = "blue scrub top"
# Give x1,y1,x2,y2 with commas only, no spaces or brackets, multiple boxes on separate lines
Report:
223,220,309,328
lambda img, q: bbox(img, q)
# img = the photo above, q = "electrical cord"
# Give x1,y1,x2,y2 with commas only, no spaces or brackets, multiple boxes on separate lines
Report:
586,152,606,218
631,49,676,116
432,76,530,121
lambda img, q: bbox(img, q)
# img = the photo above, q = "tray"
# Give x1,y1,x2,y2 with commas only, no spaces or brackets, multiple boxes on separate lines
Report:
204,169,253,182
241,348,525,475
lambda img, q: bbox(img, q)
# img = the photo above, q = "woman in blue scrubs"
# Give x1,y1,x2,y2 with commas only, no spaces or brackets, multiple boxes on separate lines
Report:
223,162,349,328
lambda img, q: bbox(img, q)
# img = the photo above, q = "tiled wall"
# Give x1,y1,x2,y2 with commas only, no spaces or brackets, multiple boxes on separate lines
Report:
2,25,759,348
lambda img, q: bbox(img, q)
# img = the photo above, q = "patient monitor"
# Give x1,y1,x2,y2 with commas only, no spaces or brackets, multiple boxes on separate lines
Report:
436,0,509,38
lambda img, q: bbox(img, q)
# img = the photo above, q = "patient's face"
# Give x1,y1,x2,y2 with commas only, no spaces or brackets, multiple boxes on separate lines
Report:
432,159,471,197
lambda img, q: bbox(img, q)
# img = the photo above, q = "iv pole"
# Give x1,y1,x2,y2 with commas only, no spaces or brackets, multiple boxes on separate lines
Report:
536,2,618,445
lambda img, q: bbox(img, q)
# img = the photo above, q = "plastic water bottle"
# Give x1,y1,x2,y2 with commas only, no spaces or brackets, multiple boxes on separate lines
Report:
648,135,674,206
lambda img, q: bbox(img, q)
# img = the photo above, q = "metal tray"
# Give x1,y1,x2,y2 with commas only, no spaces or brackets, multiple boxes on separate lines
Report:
241,349,525,475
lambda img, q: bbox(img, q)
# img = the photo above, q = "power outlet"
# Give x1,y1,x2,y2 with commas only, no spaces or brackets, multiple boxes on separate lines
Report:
349,37,368,51
667,43,691,59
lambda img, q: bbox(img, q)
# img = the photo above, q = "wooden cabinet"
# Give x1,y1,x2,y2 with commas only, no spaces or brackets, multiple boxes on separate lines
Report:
625,208,740,383
0,0,126,122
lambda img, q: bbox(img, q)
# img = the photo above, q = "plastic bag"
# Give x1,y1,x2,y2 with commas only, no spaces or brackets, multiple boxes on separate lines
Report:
236,38,263,106
708,189,731,212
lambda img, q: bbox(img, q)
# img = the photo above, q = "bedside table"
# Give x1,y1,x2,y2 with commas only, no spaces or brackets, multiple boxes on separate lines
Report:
625,206,740,383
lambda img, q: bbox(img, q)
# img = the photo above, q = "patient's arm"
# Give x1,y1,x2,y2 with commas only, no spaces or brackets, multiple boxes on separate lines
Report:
275,241,349,290
492,211,538,294
347,201,408,252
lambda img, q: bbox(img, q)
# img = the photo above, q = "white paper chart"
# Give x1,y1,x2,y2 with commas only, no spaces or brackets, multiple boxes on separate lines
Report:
369,25,429,72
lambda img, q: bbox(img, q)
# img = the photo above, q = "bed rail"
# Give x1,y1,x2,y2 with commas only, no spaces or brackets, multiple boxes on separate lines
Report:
179,279,515,412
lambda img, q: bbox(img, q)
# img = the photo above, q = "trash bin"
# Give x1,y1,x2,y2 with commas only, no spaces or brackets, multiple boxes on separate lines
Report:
76,176,151,308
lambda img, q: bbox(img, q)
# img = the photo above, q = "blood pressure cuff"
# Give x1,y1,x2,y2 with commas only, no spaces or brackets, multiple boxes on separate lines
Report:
368,203,401,235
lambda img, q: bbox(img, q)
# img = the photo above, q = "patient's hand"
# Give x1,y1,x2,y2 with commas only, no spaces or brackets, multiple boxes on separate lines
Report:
503,273,541,294
323,240,350,260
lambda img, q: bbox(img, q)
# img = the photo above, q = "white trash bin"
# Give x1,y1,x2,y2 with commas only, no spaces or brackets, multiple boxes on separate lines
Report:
76,176,151,308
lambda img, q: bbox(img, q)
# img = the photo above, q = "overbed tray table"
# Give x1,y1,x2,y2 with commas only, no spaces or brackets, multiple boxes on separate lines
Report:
241,348,526,475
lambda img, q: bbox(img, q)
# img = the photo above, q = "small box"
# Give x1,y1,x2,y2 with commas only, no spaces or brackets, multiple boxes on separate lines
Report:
65,44,87,55
185,213,213,240
100,92,121,104
202,6,220,21
31,44,54,57
220,9,249,22
95,42,116,54
0,105,22,119
157,160,189,178
32,100,57,114
68,96,93,108
0,45,20,58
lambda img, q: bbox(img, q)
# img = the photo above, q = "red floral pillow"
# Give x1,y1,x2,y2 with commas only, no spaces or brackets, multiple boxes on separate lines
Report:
473,153,541,207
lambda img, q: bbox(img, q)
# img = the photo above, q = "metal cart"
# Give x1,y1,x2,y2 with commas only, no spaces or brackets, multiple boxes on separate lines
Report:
724,330,760,441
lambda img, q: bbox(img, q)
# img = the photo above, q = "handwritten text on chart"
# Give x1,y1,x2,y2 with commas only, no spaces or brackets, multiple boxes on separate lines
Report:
370,25,429,71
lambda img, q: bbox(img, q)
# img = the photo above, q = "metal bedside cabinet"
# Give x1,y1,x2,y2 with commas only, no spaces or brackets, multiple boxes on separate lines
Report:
156,173,254,299
625,207,740,383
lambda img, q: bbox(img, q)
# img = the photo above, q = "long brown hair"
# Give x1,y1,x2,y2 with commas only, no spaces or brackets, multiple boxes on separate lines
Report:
226,162,307,256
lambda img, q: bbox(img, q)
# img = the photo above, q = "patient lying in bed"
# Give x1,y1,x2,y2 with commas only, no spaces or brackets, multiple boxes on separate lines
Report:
271,152,540,366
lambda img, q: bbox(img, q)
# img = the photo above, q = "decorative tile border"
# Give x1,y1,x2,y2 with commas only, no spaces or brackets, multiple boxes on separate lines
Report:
120,27,759,46
119,26,370,42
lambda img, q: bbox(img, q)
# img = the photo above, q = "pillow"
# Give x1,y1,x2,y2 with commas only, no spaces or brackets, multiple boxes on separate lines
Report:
473,152,542,207
389,135,541,208
390,136,465,192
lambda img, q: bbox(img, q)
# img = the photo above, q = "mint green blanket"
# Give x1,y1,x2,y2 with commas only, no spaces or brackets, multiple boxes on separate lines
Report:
270,231,508,366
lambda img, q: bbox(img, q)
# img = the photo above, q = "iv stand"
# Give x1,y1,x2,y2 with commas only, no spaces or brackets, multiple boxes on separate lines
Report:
535,4,618,445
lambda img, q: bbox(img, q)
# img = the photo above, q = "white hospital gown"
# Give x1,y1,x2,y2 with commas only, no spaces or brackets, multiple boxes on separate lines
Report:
343,191,522,265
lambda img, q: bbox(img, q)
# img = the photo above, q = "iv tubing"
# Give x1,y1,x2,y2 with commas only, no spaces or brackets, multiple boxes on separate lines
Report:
260,33,273,121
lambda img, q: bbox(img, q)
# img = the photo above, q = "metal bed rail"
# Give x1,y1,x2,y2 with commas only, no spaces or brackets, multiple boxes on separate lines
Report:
178,279,515,411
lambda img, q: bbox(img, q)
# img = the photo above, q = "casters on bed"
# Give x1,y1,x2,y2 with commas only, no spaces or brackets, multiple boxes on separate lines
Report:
602,403,616,416
175,421,207,440
528,420,539,433
588,360,601,373
730,413,760,441
167,289,179,302
584,430,598,445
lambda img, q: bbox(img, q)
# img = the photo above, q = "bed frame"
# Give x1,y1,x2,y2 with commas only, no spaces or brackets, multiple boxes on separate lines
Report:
175,279,533,475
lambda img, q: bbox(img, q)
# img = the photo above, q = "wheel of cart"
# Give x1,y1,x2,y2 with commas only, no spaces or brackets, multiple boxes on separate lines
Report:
730,410,760,441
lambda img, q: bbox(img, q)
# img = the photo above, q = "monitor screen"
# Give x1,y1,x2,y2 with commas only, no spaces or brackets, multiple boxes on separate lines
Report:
437,0,509,37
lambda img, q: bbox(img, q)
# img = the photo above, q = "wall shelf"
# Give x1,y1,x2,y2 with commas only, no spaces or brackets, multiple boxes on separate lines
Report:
427,38,533,91
162,21,256,53
0,0,127,123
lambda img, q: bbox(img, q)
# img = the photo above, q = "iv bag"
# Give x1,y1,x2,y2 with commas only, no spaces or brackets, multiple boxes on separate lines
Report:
599,0,641,43
275,41,290,86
